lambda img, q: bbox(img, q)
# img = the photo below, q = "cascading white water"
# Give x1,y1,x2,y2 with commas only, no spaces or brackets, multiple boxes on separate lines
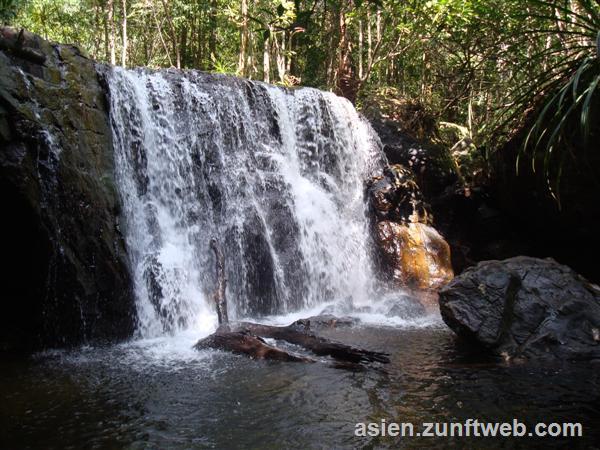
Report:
107,67,385,338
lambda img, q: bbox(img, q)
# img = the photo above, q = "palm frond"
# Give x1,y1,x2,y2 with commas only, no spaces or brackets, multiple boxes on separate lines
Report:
503,0,600,201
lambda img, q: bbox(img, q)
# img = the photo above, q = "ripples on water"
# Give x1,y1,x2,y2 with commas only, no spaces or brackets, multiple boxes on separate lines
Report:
1,310,599,449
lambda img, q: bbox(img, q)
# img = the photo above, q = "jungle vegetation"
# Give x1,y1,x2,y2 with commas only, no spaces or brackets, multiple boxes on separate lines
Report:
2,0,599,192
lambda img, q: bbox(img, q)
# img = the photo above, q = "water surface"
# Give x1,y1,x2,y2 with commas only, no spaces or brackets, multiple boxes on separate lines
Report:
2,312,598,449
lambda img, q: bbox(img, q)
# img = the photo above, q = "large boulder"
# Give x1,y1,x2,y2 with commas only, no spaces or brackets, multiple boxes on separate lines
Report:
439,256,600,360
0,28,135,352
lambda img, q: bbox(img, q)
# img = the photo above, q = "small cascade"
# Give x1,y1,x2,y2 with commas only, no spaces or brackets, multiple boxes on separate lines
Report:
107,68,385,337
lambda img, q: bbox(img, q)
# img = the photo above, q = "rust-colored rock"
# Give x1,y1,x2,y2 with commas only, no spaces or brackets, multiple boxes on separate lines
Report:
375,221,453,290
368,163,453,290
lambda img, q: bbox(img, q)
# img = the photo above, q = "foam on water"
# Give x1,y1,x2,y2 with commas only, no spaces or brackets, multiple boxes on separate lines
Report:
259,295,444,329
35,298,441,370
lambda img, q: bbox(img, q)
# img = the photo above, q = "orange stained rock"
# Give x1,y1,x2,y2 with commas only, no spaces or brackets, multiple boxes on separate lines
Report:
375,221,453,290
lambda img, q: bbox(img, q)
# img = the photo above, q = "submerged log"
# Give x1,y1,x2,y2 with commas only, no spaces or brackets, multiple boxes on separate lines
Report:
197,240,390,367
194,322,389,366
194,331,314,363
194,316,390,366
231,321,390,364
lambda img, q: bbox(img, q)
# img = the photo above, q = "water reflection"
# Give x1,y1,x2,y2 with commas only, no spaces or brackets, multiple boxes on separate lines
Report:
1,324,599,449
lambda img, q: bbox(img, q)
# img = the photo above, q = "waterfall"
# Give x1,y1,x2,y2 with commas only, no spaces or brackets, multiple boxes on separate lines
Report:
107,67,385,337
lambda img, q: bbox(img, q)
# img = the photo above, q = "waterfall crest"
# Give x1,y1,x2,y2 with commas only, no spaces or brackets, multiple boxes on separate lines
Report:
107,68,385,337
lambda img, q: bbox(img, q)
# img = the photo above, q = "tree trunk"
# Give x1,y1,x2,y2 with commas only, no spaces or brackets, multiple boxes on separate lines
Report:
376,7,381,42
210,239,229,326
121,0,127,67
196,332,314,362
335,0,358,103
232,321,390,364
159,0,180,68
367,7,372,69
238,0,249,76
195,318,390,366
286,31,292,74
276,33,286,82
151,0,174,66
263,32,270,83
103,0,109,62
180,25,188,68
107,0,116,65
93,0,101,59
196,239,390,368
209,0,217,68
358,18,363,80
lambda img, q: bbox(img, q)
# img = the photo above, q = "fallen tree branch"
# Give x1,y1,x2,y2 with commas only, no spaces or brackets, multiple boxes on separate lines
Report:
194,330,315,362
231,321,390,364
210,238,229,326
196,240,390,368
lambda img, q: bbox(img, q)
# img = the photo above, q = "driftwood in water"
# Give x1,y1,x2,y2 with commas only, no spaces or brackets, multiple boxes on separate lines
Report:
197,240,390,367
195,317,389,365
195,330,314,362
231,321,390,364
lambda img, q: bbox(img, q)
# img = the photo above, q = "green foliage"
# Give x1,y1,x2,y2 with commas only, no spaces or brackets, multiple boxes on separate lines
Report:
1,0,22,24
516,0,600,200
16,0,97,51
211,56,237,75
6,0,600,198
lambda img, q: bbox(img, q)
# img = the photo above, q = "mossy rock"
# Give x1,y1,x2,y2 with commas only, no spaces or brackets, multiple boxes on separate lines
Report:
0,27,135,353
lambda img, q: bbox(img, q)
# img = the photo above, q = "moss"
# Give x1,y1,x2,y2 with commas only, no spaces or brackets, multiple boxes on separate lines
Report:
0,27,135,353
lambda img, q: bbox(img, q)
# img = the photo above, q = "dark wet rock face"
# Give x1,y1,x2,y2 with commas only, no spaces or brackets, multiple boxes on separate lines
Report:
0,28,134,353
439,256,600,361
368,117,458,198
365,114,535,278
106,66,384,330
367,164,428,224
367,164,453,290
